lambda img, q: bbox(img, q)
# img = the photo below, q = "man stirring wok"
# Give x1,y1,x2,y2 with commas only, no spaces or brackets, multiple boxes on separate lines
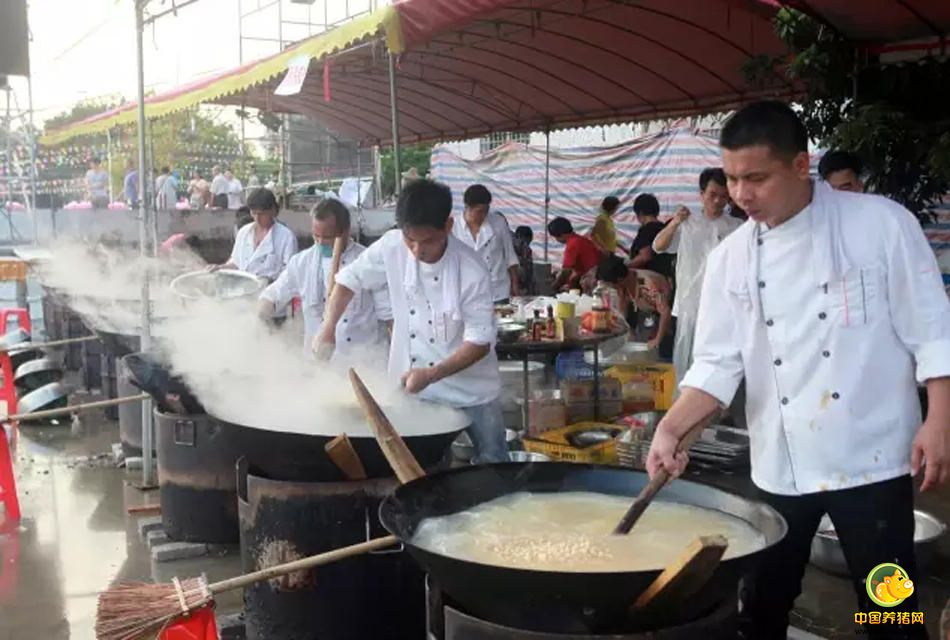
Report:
646,102,950,639
315,180,508,463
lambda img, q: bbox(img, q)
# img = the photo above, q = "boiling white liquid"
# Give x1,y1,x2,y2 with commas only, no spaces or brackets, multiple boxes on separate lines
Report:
412,491,765,572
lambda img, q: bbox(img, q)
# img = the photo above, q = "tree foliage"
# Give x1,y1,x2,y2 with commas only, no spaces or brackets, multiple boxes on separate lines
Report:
379,145,432,199
745,8,950,215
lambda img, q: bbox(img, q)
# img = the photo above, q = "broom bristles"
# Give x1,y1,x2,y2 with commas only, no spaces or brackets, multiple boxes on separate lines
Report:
95,576,213,640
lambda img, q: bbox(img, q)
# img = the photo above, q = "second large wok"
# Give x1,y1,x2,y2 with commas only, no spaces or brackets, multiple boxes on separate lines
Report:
379,462,787,634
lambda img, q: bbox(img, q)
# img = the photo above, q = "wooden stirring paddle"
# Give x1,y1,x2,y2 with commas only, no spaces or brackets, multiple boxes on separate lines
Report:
349,368,425,484
613,413,717,535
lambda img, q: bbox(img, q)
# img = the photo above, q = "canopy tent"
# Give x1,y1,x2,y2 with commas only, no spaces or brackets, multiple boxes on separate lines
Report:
42,0,798,147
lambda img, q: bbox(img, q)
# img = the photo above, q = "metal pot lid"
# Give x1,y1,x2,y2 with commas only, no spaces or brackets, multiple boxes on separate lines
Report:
0,328,32,349
15,357,63,381
18,381,68,414
169,269,265,301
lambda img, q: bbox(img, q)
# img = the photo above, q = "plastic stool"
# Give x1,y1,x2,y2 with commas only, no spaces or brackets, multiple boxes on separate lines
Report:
0,353,16,421
0,309,30,336
0,423,20,526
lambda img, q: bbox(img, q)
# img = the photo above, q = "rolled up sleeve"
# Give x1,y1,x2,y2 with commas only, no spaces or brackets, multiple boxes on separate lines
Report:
680,247,744,405
884,205,950,383
335,238,388,293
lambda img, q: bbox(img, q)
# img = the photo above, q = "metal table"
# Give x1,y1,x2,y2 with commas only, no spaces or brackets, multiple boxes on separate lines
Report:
496,328,627,431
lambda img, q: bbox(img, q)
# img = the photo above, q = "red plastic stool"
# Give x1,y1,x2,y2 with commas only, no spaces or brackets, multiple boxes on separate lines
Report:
0,423,19,527
0,309,30,335
160,607,218,640
0,353,16,422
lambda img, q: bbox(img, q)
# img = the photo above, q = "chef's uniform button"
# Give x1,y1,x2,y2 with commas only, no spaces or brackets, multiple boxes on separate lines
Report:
766,319,774,327
819,312,827,320
774,359,782,366
822,351,830,358
757,238,763,246
411,357,417,363
342,318,348,323
410,334,416,339
428,320,433,325
429,362,435,367
410,309,416,315
832,392,840,400
346,338,351,342
429,338,435,344
781,397,789,405
434,276,439,281
758,281,765,288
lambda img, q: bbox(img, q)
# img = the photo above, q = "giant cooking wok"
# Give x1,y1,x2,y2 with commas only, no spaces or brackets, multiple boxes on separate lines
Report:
379,462,787,634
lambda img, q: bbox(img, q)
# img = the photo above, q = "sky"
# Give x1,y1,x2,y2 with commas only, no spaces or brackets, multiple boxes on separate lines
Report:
8,0,379,127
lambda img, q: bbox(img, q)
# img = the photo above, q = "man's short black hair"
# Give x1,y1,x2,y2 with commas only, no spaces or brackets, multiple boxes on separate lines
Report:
719,100,808,160
515,225,533,241
160,166,170,174
601,196,620,213
463,184,492,207
596,254,629,284
547,217,573,237
633,193,660,217
818,150,863,180
699,168,727,192
246,188,279,212
396,179,453,230
312,198,350,231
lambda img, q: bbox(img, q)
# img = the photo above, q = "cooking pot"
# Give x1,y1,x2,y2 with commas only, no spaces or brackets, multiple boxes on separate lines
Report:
810,510,946,576
17,382,69,419
379,462,787,634
0,328,43,371
14,357,64,393
169,269,264,302
211,404,469,482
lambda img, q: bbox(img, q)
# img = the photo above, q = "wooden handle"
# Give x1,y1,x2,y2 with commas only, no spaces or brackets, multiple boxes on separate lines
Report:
3,335,98,352
612,413,716,535
631,535,728,614
324,433,367,480
2,393,150,423
323,235,348,321
348,368,425,484
208,534,398,595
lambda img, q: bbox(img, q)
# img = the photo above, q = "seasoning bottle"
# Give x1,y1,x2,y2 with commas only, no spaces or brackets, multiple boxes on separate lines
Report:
591,306,610,333
532,309,543,341
546,305,556,339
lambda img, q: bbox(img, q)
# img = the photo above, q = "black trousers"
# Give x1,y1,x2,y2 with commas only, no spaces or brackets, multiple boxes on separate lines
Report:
740,475,927,639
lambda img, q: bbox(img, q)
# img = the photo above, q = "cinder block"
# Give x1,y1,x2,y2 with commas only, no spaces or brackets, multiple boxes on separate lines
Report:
145,528,169,548
125,456,143,470
137,516,164,543
217,612,246,640
151,541,210,563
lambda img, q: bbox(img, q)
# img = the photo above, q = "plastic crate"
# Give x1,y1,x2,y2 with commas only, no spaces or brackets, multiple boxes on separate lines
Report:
522,422,620,464
555,350,595,382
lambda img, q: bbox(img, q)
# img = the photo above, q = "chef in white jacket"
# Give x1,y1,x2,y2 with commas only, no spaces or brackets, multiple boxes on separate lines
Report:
647,101,950,639
258,199,391,357
315,179,508,463
214,188,298,284
451,184,520,302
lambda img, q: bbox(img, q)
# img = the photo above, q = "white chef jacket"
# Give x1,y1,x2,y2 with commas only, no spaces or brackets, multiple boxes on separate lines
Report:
229,221,298,282
654,211,743,318
682,181,950,496
260,241,391,353
452,212,519,302
335,230,500,408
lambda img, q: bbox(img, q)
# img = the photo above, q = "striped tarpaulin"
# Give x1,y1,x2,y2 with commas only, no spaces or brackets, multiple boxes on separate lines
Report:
431,127,722,264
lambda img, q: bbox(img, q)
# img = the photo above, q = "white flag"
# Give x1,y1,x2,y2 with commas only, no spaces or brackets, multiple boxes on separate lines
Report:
275,55,311,96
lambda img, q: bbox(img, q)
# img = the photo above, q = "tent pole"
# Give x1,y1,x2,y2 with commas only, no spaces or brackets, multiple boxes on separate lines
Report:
543,128,551,263
388,52,402,197
26,75,37,245
135,0,155,487
106,129,114,203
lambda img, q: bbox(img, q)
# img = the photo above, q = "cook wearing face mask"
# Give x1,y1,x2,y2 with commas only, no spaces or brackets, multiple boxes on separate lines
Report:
258,198,392,357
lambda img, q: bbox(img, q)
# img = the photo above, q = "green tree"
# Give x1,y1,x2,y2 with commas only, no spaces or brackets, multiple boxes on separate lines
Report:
744,8,950,216
379,145,432,199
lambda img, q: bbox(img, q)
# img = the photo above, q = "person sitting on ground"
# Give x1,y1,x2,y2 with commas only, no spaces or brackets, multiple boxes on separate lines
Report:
548,216,602,292
590,196,627,255
818,150,864,193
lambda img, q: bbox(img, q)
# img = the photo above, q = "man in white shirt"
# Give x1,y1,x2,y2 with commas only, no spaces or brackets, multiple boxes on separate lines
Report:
451,184,520,303
259,199,391,357
653,168,743,384
647,101,950,639
214,188,298,284
225,170,244,210
155,166,178,210
316,180,507,463
210,166,229,209
818,149,865,193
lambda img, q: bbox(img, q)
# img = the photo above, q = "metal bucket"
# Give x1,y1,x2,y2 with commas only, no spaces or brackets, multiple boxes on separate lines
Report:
237,461,426,640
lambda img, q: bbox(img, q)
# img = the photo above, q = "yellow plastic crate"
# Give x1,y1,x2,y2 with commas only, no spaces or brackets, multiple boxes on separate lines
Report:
604,363,676,411
522,422,620,465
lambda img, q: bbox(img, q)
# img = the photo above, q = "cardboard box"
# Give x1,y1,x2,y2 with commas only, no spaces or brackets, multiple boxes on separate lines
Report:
559,378,622,404
565,400,623,423
523,422,621,464
605,363,676,410
527,396,568,437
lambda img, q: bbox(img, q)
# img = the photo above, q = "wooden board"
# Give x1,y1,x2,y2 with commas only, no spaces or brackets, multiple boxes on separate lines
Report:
631,534,728,619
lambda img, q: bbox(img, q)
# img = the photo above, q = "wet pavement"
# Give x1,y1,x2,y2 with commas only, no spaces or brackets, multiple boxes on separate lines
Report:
0,396,242,640
1,398,947,639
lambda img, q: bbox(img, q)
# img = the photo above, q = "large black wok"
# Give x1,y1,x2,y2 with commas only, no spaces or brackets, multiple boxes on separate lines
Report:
379,463,787,634
212,413,468,482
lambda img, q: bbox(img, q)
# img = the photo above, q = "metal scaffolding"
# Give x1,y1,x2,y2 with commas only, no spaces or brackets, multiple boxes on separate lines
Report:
0,77,38,245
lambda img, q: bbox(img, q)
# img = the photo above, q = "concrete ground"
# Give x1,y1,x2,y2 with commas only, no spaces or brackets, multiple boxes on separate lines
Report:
1,400,947,639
